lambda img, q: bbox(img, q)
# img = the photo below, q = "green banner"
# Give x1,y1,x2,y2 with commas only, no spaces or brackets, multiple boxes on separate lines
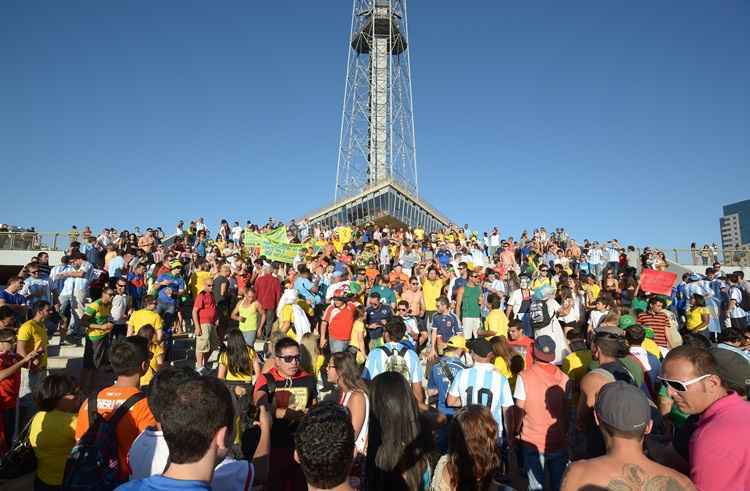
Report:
243,226,288,247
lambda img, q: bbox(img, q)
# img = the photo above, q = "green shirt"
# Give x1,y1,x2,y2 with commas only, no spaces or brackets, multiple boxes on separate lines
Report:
461,284,482,319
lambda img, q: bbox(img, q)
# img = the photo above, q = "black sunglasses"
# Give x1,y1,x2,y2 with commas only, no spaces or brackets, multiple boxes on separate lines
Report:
279,354,300,363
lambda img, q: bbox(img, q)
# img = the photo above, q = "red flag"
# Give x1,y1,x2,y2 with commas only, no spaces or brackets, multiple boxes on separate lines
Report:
639,269,677,296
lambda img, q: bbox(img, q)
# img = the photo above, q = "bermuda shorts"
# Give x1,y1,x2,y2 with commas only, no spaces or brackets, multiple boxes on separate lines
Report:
196,323,218,353
462,317,481,340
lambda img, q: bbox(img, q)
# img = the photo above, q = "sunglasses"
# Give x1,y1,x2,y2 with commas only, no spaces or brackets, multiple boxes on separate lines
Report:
658,374,711,392
116,284,127,287
279,354,300,363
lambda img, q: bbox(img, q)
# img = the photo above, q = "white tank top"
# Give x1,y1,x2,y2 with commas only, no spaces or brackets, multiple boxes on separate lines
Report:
340,390,369,453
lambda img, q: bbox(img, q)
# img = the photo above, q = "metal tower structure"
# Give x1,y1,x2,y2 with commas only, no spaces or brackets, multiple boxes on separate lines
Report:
303,0,449,233
335,0,418,200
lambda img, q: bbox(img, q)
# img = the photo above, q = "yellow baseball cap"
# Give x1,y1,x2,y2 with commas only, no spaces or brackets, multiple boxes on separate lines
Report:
446,336,466,350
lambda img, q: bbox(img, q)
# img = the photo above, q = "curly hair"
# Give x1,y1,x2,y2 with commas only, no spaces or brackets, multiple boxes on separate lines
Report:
446,405,500,491
294,402,355,489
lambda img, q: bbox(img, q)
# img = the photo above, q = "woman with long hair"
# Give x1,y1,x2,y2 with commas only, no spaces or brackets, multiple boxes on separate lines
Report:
217,328,260,382
136,324,164,388
327,351,369,454
430,405,500,491
29,374,80,491
489,335,513,384
367,372,433,491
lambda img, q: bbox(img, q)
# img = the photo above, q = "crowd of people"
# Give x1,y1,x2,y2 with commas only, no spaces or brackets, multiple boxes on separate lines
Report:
0,219,749,491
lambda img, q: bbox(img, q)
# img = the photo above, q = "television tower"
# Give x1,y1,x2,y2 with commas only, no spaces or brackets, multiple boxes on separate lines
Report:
304,0,448,232
335,0,418,200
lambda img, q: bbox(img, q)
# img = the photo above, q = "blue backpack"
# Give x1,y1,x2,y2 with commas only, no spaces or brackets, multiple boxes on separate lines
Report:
63,392,146,491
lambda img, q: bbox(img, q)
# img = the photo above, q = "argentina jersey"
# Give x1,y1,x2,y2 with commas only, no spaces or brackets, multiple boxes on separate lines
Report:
363,342,423,384
448,362,513,428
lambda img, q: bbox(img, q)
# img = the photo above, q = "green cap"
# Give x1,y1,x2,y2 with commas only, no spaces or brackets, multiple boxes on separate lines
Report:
619,314,636,330
644,327,655,339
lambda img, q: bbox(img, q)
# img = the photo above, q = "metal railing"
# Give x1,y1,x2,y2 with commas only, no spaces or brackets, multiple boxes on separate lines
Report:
659,248,750,267
0,232,69,252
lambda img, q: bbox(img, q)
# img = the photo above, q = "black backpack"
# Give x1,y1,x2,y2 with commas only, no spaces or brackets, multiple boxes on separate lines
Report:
528,299,551,330
62,392,146,491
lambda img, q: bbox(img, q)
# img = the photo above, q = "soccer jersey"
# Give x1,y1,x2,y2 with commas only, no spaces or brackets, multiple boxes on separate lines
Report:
448,362,513,429
363,342,423,384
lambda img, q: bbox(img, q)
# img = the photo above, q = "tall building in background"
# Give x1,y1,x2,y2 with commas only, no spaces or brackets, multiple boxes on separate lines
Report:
720,199,750,249
304,0,448,232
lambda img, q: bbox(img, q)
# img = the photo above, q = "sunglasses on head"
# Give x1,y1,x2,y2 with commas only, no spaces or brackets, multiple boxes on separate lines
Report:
658,374,711,392
279,354,300,363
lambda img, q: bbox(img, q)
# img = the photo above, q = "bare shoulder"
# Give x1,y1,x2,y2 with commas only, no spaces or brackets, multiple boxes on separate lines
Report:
606,463,697,491
560,460,588,490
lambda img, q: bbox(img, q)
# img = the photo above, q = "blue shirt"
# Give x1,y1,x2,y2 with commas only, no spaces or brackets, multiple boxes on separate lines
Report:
363,341,423,384
436,249,452,267
156,273,185,305
431,312,462,341
116,476,209,490
428,356,466,416
0,289,25,305
294,277,319,305
108,255,125,279
365,304,393,339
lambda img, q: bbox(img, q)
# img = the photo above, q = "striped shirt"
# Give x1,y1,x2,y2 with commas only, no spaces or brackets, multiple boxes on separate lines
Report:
363,342,423,384
637,312,670,348
448,362,513,429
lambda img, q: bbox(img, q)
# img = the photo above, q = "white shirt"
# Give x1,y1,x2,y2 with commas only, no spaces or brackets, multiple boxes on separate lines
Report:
490,234,500,247
73,261,93,297
110,294,130,323
232,226,242,241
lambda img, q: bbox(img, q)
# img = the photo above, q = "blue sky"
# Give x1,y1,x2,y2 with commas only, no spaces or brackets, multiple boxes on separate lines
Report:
1,1,747,248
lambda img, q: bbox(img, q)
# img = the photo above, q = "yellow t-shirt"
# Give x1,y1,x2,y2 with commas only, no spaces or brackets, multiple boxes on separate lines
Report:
350,319,366,364
281,301,312,340
686,306,709,331
17,319,48,369
562,349,593,383
218,347,257,382
140,343,164,387
642,338,662,359
584,283,601,302
414,228,425,241
494,356,512,379
484,309,509,338
129,309,163,333
29,410,77,485
189,270,213,298
422,279,444,311
531,277,556,291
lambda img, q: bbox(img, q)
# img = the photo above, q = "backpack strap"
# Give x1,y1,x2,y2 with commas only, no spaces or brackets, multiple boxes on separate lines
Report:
397,346,409,357
109,392,147,428
438,361,455,384
243,462,254,491
379,346,393,357
87,393,99,425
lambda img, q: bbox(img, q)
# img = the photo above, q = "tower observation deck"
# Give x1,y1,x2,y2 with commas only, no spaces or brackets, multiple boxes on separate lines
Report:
303,0,449,232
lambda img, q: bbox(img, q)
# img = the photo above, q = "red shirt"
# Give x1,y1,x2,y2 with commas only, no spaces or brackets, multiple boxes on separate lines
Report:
194,291,217,324
323,303,356,341
0,351,21,410
255,274,281,310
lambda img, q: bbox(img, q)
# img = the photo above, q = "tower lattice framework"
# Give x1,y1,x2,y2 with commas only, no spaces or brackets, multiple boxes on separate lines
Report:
335,0,418,201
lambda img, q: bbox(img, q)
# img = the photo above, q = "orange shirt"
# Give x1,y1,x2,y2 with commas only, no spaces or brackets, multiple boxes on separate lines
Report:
364,267,379,287
388,271,409,286
75,385,156,479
